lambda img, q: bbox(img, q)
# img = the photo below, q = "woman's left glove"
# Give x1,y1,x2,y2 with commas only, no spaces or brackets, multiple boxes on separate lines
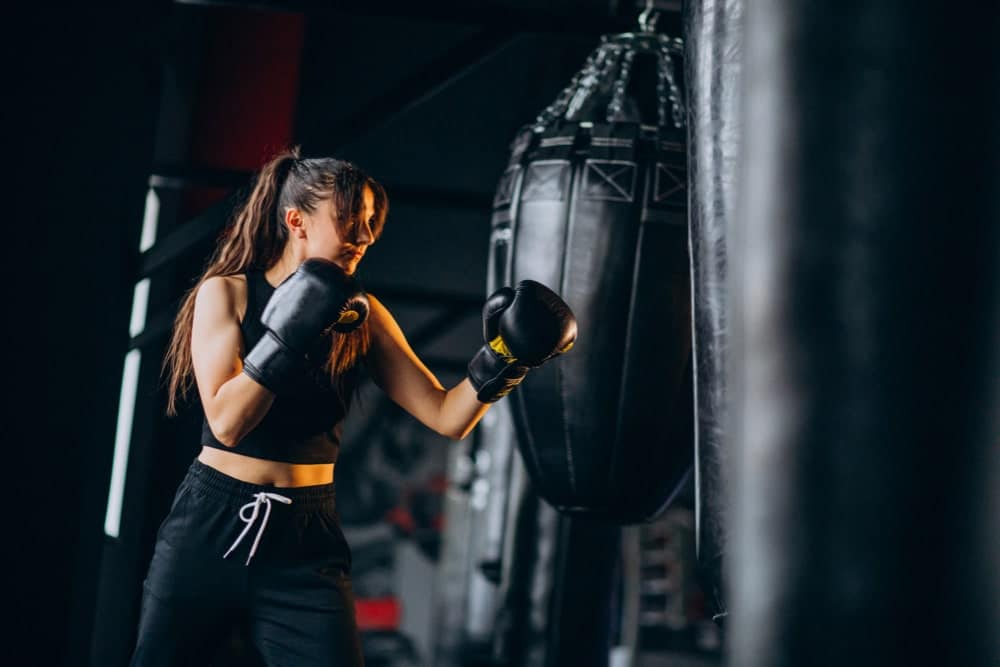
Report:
467,279,577,403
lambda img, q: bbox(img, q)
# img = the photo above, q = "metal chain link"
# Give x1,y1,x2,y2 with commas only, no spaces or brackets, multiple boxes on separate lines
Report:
607,46,637,122
533,30,686,132
659,44,686,129
566,43,616,120
533,41,609,132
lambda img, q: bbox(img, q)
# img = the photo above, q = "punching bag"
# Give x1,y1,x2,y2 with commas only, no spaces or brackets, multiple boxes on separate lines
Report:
491,16,694,524
684,0,744,626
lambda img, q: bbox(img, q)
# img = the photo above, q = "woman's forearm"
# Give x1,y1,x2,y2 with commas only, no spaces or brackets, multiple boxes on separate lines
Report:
437,378,491,440
203,371,275,446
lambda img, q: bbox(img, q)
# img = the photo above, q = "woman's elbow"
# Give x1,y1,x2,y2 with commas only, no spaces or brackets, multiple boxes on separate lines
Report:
206,417,242,447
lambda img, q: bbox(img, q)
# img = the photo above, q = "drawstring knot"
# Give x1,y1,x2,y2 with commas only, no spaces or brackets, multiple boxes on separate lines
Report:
223,491,293,566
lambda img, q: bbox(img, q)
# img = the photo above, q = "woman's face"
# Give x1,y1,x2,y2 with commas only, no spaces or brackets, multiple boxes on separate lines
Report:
303,186,376,275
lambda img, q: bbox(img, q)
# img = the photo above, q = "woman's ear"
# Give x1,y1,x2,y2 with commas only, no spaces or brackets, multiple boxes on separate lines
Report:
283,207,307,239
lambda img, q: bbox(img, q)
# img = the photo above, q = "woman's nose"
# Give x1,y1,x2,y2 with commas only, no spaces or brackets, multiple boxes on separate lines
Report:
355,220,373,245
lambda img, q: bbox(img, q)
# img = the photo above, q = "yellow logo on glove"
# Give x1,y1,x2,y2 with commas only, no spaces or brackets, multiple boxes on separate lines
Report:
337,310,361,325
488,335,515,363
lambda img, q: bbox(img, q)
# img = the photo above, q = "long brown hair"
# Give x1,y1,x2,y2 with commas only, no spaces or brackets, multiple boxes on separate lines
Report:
162,145,389,416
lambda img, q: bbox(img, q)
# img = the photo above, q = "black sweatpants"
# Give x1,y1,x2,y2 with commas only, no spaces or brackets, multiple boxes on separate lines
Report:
130,457,364,666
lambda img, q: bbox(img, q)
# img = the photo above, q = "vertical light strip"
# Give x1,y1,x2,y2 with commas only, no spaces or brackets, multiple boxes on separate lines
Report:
104,186,159,538
104,349,142,538
129,279,151,338
139,187,159,253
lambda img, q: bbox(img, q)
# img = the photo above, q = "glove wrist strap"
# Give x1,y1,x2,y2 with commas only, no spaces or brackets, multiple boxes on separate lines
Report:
467,344,529,403
242,330,303,394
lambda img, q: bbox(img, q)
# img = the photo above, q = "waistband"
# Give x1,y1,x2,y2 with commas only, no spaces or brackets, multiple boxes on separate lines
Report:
184,457,336,512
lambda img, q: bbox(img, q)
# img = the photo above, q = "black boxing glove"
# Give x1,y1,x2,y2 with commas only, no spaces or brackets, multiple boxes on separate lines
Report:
467,279,578,403
243,258,369,393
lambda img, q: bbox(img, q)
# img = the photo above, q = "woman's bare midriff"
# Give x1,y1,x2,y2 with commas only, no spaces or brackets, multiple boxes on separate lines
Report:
198,445,335,487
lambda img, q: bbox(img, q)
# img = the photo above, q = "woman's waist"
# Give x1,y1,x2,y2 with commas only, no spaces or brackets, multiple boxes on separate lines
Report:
197,445,335,487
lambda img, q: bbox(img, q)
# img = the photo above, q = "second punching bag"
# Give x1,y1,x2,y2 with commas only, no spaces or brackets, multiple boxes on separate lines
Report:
490,25,694,524
684,0,744,625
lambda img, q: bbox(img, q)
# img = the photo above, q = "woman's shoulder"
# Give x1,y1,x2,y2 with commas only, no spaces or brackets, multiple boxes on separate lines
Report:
194,273,249,322
364,292,405,345
197,273,246,300
365,292,392,326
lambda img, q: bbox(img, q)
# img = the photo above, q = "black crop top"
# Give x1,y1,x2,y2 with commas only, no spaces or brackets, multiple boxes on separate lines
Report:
200,268,361,464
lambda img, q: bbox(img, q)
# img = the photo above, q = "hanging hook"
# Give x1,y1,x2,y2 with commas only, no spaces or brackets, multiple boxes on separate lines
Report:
638,0,660,33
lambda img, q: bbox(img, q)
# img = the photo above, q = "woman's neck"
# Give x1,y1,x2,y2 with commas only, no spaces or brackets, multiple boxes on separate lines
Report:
265,249,304,288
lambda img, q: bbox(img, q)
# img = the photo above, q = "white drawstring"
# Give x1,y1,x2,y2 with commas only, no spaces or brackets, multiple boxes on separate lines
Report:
223,491,293,566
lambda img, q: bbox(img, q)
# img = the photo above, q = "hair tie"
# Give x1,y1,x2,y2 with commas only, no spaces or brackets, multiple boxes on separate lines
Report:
281,155,297,179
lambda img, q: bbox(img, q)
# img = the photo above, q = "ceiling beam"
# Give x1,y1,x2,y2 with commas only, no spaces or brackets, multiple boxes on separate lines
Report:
173,0,682,35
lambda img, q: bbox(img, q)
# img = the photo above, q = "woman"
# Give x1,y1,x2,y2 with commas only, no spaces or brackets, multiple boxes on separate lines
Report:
130,146,577,666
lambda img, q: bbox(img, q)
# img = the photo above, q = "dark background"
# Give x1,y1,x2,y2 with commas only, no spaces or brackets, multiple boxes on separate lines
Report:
10,3,999,666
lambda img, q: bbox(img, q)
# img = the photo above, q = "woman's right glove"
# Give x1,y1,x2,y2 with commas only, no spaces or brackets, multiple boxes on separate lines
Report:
242,258,369,393
467,279,578,403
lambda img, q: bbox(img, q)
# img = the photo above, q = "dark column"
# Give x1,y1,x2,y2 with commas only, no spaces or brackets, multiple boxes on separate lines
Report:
730,2,1000,666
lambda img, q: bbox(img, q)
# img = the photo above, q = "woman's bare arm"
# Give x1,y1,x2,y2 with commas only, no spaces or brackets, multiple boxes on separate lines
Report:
364,294,489,440
191,276,275,446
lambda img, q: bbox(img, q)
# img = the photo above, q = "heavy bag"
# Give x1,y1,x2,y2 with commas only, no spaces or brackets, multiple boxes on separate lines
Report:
490,29,694,523
684,0,745,626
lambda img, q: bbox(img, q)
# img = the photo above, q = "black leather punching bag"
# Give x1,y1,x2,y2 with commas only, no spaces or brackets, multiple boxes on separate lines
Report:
684,0,744,627
491,20,694,524
730,2,1000,666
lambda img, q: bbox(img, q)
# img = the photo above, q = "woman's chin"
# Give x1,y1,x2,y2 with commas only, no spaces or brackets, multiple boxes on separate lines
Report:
328,257,352,273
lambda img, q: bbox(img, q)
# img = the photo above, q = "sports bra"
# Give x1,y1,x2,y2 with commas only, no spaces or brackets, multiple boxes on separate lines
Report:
200,268,361,464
